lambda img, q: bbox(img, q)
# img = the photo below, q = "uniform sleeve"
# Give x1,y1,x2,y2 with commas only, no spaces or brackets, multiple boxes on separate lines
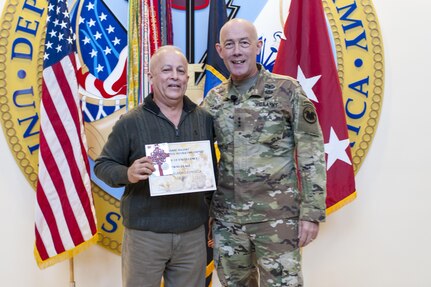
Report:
94,116,131,187
200,91,217,117
292,85,327,222
206,114,218,205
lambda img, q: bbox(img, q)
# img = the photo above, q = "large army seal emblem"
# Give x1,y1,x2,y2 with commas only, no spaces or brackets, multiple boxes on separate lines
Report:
0,0,384,256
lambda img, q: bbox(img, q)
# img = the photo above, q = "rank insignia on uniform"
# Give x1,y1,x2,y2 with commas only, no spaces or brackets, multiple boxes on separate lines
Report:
264,83,276,96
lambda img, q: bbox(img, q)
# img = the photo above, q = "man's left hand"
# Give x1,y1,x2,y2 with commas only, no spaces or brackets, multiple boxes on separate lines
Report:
298,220,319,247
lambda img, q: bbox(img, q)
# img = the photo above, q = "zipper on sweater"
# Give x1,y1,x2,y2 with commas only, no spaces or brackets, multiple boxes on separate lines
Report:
174,109,193,137
144,104,192,138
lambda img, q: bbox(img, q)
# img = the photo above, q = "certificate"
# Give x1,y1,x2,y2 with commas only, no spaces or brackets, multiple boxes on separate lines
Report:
145,140,216,196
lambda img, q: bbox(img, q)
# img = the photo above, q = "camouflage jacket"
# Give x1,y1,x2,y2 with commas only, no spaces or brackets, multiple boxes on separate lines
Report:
202,65,326,224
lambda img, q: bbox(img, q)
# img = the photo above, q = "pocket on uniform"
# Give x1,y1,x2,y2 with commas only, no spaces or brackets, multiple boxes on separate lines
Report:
250,114,286,147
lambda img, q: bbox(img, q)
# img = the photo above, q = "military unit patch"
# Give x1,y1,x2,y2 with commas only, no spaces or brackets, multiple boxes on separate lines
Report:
303,103,318,125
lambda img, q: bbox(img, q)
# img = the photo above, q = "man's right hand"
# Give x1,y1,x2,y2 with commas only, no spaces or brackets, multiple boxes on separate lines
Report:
127,157,155,183
207,217,214,248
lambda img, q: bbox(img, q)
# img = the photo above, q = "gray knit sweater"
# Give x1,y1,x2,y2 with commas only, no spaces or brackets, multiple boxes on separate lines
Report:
94,94,216,233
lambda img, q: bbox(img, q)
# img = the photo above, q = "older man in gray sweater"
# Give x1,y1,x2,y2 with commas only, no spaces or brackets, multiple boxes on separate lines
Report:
95,46,216,287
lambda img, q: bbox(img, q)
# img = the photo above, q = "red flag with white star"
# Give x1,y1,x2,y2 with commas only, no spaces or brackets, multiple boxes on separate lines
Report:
273,0,356,213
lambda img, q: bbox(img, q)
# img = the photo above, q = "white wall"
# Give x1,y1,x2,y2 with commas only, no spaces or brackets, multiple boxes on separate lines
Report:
1,0,431,286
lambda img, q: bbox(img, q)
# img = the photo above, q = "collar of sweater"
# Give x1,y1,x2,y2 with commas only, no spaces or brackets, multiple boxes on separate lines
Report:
143,93,197,115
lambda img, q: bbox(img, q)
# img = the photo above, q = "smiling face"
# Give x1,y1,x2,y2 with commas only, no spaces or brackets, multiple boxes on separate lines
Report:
216,19,262,82
149,46,189,107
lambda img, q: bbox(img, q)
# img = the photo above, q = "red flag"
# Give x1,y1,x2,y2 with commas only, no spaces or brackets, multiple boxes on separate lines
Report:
35,0,98,268
273,0,356,213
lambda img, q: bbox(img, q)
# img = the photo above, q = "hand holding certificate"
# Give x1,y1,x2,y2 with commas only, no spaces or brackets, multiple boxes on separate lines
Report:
145,140,216,196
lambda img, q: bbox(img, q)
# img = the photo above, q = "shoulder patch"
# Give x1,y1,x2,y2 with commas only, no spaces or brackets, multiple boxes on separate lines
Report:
303,102,317,124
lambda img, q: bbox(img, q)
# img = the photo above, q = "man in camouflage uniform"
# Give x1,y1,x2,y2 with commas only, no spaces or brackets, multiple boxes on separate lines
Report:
202,19,326,287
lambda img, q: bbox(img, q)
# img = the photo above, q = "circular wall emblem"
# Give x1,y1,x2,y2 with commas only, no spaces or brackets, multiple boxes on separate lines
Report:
0,0,384,256
323,0,384,172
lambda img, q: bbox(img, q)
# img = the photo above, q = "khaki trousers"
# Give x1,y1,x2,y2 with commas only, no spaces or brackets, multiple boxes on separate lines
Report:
122,225,206,287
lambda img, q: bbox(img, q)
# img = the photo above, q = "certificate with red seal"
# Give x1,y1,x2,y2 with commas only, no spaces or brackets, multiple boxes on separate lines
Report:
145,140,216,196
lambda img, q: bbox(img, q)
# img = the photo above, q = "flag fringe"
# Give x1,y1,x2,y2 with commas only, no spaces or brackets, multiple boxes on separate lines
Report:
205,260,214,287
127,0,141,110
326,191,357,215
205,259,214,277
34,233,99,269
206,65,228,82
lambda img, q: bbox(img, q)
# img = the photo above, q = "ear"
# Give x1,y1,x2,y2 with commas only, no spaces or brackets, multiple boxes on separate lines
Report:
215,43,223,59
256,40,263,55
148,72,153,84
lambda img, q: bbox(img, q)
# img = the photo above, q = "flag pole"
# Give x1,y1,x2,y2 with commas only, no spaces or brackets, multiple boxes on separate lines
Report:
185,0,195,63
69,258,76,287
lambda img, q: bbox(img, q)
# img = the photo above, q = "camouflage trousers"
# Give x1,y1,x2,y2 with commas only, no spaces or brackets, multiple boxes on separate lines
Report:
213,219,303,287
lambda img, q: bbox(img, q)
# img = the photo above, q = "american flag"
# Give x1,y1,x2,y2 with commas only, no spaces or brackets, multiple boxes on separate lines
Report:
35,0,98,269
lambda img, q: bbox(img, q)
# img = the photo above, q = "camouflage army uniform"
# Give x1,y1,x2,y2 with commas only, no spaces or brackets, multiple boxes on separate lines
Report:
202,65,326,287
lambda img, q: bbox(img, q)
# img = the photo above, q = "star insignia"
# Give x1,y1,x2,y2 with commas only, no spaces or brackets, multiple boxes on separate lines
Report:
296,65,321,103
324,127,352,170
